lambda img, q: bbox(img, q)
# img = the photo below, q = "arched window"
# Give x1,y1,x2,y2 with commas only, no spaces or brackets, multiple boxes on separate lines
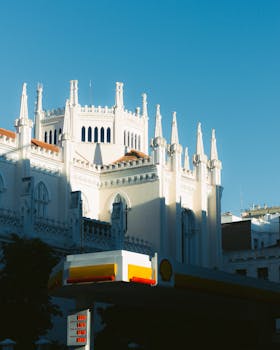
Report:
49,130,52,144
59,128,62,135
128,132,130,147
124,131,126,145
94,127,98,142
111,194,128,233
34,182,49,218
81,126,86,142
54,129,57,145
88,127,92,142
134,134,137,150
44,132,47,143
131,133,134,148
181,209,196,264
138,135,141,150
107,127,111,143
101,127,105,142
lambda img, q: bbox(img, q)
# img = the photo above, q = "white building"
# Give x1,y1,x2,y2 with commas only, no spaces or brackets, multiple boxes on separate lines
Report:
222,211,280,281
0,81,223,269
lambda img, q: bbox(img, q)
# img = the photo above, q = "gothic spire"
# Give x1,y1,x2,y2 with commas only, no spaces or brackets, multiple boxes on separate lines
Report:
210,129,218,160
69,80,78,106
196,122,204,155
62,99,71,140
35,83,43,113
115,82,124,109
154,104,163,138
171,111,179,145
19,83,28,121
142,93,148,118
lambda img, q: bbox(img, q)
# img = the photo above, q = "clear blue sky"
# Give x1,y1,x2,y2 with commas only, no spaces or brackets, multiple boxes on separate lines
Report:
0,0,279,214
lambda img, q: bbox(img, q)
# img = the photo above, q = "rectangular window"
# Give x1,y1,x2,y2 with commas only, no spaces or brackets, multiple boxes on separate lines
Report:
257,267,269,280
235,269,247,276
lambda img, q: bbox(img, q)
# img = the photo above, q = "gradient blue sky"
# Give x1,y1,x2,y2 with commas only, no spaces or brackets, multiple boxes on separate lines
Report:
0,0,279,214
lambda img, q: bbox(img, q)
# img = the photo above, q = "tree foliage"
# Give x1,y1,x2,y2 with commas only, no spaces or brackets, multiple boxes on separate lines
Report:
0,234,61,349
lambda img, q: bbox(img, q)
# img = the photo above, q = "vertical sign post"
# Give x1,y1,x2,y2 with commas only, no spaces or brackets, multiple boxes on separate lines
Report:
67,309,91,349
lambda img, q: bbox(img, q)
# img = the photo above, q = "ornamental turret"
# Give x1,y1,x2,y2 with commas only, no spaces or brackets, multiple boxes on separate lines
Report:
169,111,182,171
15,83,33,162
193,122,208,182
208,129,222,185
69,80,79,107
115,82,124,110
142,93,149,154
34,83,43,139
151,104,167,165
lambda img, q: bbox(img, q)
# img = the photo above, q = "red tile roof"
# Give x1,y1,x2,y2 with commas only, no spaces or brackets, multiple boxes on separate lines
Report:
113,150,149,164
31,139,59,153
0,128,16,139
0,128,59,153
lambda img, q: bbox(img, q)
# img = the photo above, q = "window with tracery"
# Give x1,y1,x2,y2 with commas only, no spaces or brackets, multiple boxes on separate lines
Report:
34,182,49,217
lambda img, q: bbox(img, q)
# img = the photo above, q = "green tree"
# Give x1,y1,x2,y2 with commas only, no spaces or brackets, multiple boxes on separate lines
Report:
0,234,62,349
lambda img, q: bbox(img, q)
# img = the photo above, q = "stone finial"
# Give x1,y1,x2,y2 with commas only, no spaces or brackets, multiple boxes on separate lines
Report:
210,129,218,160
142,93,148,117
36,83,43,113
62,99,71,140
19,83,28,121
69,80,78,106
196,122,204,156
154,104,163,138
115,82,124,109
171,111,179,145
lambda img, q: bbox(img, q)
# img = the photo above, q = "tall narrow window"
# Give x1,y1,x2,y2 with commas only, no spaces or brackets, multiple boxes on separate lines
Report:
181,209,196,264
94,127,98,142
81,127,86,142
34,182,49,218
44,132,47,143
138,135,141,150
54,129,57,145
257,267,268,280
101,127,105,142
59,128,62,135
49,130,52,144
88,127,92,142
112,194,128,233
128,132,130,147
124,131,126,145
0,174,4,193
107,127,111,143
134,135,137,150
131,133,134,148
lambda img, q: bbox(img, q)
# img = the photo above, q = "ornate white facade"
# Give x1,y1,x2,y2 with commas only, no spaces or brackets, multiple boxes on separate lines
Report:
0,81,223,269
